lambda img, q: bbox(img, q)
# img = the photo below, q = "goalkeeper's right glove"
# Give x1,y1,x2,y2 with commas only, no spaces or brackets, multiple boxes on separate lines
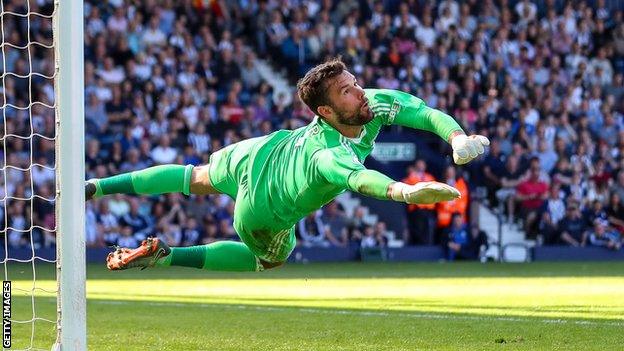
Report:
389,181,461,204
451,134,490,165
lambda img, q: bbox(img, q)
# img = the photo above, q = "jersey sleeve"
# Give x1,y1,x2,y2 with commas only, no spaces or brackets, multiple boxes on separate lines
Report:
365,88,464,142
314,147,394,199
313,147,366,189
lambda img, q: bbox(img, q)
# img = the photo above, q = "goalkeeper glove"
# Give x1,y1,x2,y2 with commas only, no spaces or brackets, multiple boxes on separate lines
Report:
451,134,490,165
390,181,461,204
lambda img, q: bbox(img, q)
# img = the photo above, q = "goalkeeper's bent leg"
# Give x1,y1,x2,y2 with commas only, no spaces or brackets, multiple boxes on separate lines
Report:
156,241,267,272
88,164,220,198
89,164,193,198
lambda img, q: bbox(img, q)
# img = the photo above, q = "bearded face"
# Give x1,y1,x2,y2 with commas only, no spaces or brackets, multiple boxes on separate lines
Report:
326,71,373,126
332,99,373,126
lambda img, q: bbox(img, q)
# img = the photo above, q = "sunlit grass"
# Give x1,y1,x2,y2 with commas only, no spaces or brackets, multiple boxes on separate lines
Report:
6,262,624,350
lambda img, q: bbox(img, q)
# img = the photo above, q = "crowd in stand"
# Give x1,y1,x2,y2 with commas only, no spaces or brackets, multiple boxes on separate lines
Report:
2,0,624,258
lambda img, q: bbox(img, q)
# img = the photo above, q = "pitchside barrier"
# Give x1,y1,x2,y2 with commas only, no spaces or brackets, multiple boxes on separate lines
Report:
2,246,623,264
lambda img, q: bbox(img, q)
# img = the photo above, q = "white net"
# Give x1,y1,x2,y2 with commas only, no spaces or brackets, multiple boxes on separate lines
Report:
0,0,58,349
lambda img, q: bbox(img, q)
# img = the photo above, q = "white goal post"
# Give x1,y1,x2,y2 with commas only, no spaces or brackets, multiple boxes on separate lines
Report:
53,0,85,349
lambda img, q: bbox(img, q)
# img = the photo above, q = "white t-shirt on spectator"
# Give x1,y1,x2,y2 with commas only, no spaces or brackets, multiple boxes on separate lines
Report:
370,12,384,29
108,199,130,218
525,108,540,127
182,105,199,129
588,58,614,85
117,235,139,248
107,16,128,33
31,165,55,187
87,18,105,37
133,63,151,81
177,71,198,88
436,15,456,33
148,120,168,139
338,24,357,40
151,146,178,164
561,15,576,36
546,198,565,224
565,54,587,74
415,25,437,48
188,133,211,154
410,53,429,77
438,0,459,20
393,14,419,29
534,67,550,86
142,28,166,47
515,1,537,21
97,67,125,85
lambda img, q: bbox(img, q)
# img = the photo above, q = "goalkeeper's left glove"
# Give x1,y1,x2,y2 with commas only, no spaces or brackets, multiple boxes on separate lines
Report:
389,181,461,204
451,134,490,165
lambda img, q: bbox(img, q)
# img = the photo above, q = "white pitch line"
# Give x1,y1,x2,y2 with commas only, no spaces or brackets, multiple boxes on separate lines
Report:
93,300,624,327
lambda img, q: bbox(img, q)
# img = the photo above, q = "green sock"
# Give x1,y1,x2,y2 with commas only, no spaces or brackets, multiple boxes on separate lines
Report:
91,164,194,197
156,242,262,272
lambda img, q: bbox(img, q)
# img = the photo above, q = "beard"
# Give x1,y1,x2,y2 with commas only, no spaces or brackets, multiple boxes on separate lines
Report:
334,102,374,126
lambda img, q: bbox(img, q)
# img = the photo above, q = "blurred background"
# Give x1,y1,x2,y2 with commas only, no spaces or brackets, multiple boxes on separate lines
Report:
3,0,624,264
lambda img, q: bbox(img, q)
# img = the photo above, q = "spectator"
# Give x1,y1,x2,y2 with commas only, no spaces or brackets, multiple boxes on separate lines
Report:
516,164,549,236
539,211,559,245
151,135,177,165
360,222,388,249
403,160,436,245
347,206,368,245
120,198,152,241
606,192,624,233
558,203,589,247
496,155,524,223
98,201,121,246
118,227,140,248
482,139,506,206
182,217,204,246
588,219,622,250
298,211,329,248
321,201,348,247
583,199,609,228
436,166,469,232
543,183,566,226
444,213,474,261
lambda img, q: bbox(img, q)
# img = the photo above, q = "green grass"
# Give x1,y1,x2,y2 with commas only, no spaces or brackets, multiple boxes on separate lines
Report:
6,262,624,350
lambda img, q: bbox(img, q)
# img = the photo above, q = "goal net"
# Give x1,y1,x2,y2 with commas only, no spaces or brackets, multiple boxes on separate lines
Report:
1,0,85,350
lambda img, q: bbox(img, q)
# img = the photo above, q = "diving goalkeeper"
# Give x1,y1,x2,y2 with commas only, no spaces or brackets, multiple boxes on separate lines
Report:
89,58,489,272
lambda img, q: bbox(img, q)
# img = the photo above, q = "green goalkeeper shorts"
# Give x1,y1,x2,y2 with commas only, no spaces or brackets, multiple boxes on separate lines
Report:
208,140,296,263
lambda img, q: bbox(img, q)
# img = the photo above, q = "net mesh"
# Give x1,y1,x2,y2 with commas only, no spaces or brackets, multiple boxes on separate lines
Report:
0,0,57,349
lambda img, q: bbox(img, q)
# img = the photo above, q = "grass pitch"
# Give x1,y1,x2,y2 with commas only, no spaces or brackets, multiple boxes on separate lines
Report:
7,261,624,350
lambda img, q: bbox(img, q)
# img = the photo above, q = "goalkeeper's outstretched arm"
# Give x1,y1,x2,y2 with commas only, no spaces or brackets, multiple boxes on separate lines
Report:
314,148,459,205
347,169,460,204
369,89,490,165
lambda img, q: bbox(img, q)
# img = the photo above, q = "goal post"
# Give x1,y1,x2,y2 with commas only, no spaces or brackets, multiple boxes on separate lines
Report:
53,0,86,349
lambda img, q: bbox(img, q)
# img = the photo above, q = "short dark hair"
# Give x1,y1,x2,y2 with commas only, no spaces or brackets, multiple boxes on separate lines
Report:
296,58,346,115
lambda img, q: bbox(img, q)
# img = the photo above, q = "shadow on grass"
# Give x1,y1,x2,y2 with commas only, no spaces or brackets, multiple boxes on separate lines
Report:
83,294,624,316
83,295,624,327
9,295,624,350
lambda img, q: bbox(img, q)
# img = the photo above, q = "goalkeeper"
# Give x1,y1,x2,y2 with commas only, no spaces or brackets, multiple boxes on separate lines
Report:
89,58,489,272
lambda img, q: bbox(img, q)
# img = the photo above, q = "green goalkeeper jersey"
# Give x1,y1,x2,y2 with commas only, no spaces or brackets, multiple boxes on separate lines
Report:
219,88,462,229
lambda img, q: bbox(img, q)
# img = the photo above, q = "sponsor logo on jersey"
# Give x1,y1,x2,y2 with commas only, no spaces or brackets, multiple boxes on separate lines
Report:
389,99,401,120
